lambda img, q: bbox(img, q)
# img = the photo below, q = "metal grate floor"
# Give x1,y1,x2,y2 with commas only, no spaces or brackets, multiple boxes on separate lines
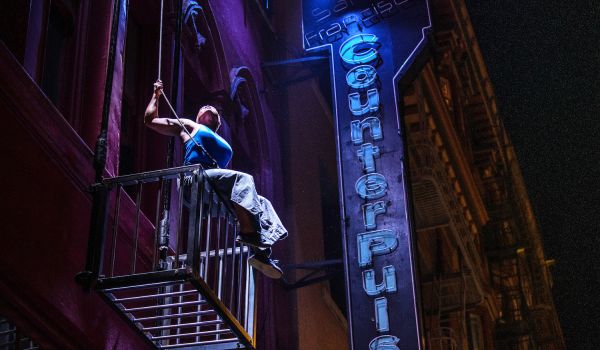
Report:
97,269,254,350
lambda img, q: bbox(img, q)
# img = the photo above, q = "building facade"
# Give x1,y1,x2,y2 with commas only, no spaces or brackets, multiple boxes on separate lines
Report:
406,1,565,348
0,0,563,349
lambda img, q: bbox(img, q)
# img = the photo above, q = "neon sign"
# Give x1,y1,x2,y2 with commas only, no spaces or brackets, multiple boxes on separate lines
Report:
302,0,431,349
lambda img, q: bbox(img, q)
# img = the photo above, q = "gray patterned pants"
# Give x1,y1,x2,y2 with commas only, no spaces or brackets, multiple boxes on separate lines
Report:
204,169,288,246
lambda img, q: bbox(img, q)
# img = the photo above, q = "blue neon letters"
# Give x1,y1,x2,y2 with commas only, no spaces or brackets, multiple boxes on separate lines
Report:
340,29,400,350
357,230,398,268
369,335,401,350
339,34,380,64
303,0,430,347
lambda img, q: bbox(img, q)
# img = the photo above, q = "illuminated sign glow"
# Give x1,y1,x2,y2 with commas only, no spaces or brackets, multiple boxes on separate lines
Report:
302,0,431,349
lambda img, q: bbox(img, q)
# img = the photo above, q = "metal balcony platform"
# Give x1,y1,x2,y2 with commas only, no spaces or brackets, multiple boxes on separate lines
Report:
79,164,257,350
96,266,254,349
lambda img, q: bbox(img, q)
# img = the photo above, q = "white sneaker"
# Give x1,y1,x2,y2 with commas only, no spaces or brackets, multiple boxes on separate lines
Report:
248,254,283,279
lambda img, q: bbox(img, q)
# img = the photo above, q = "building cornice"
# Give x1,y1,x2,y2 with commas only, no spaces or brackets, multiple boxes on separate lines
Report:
422,63,489,227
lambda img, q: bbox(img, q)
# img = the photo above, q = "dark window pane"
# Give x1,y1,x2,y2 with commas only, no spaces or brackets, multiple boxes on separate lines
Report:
0,1,30,62
41,2,75,119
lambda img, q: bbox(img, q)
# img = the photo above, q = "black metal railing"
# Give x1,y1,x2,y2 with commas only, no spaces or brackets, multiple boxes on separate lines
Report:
0,317,39,350
80,165,256,349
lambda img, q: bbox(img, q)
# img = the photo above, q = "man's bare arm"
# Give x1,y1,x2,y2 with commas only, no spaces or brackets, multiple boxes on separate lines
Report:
144,80,194,140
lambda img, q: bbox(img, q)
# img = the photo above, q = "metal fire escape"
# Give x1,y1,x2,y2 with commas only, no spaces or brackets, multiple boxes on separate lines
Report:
468,77,565,349
423,270,483,350
483,172,536,349
0,317,40,350
430,6,565,346
77,166,256,349
404,81,486,350
76,1,256,348
482,165,564,350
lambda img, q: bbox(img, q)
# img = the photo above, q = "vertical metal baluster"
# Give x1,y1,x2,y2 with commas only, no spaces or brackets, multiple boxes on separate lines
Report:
195,174,205,275
221,214,232,309
175,173,185,268
195,176,206,343
229,223,239,316
200,190,214,342
246,255,256,337
195,295,202,343
176,282,184,344
109,185,122,277
153,178,164,270
214,203,224,340
159,285,169,346
182,173,193,265
243,248,252,331
131,182,143,273
204,190,214,281
237,235,244,320
213,202,222,289
219,214,232,338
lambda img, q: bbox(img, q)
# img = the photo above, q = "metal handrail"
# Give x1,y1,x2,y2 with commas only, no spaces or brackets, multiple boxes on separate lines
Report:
103,164,203,186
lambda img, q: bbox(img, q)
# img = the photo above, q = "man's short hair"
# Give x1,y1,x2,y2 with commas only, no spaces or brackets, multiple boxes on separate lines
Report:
197,105,220,118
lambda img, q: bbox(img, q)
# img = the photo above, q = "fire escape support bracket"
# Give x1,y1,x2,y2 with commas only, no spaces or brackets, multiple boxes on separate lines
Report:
261,55,329,68
261,55,330,91
280,259,344,290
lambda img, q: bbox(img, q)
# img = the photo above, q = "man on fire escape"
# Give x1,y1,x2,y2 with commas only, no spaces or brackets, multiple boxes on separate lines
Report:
144,80,287,279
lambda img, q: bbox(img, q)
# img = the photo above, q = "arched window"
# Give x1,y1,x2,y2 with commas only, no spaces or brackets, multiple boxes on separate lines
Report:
227,67,271,189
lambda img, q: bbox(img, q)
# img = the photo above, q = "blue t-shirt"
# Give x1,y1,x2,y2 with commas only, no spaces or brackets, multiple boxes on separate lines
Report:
183,125,233,168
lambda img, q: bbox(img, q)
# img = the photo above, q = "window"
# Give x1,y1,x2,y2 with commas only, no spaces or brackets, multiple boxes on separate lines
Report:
118,0,165,220
41,0,78,122
120,19,143,176
0,0,80,124
119,0,167,177
0,1,30,62
439,76,453,110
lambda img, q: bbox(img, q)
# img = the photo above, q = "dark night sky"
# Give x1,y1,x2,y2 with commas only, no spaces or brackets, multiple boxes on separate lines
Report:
464,1,600,348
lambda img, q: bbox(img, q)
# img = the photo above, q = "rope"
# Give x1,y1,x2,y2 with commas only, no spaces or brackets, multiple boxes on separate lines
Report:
159,92,220,169
155,0,219,169
158,0,164,80
152,0,231,274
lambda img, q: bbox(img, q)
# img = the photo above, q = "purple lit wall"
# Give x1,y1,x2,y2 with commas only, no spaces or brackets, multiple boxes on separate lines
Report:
0,0,293,349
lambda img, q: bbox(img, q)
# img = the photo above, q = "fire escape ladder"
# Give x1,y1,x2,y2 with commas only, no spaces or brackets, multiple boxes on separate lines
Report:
78,165,257,350
483,172,565,349
526,252,564,346
508,174,564,348
407,122,488,303
485,204,534,348
429,278,459,350
428,269,474,350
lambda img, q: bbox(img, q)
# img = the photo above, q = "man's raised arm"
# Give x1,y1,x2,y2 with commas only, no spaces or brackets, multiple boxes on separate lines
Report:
144,80,192,138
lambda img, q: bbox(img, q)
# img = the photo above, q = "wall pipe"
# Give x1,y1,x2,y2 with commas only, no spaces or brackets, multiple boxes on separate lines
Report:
157,0,184,270
77,0,129,288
